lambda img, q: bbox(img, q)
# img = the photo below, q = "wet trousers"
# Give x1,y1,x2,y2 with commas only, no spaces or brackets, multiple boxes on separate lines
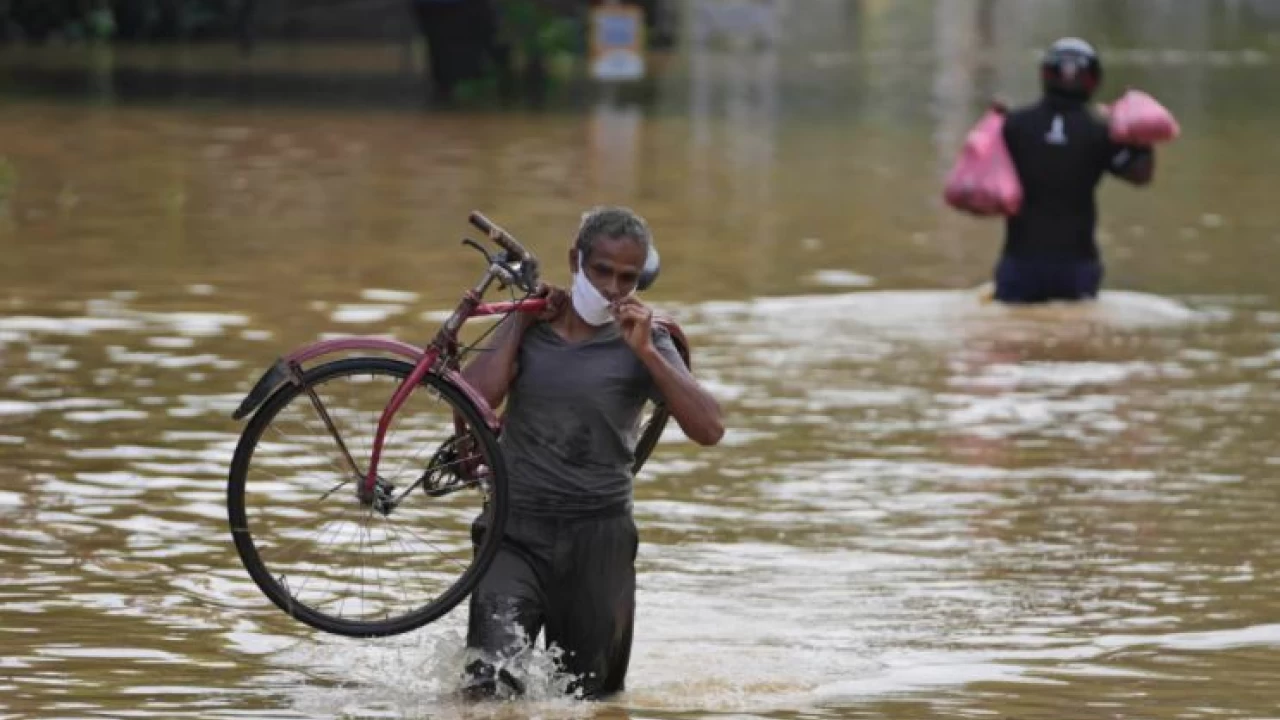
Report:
464,506,638,700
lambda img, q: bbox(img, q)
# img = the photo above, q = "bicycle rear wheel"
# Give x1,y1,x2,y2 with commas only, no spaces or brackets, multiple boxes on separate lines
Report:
632,405,670,475
632,320,691,475
227,357,506,638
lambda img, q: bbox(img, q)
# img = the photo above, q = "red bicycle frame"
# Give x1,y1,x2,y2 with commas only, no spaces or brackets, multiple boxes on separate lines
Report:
360,294,547,498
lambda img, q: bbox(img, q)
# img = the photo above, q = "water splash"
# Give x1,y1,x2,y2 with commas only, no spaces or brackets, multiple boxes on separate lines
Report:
279,620,589,720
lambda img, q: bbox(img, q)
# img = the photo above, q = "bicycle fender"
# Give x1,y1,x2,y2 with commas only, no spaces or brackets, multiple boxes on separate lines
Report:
230,337,427,421
654,317,692,369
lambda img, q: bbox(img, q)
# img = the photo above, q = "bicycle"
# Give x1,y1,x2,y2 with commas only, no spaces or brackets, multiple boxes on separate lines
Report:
226,212,689,638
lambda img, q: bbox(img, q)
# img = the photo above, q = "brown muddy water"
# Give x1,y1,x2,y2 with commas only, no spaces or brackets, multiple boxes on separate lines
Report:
2,1,1280,718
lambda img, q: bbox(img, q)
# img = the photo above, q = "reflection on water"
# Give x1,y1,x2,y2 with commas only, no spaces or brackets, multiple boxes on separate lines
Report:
4,1,1280,718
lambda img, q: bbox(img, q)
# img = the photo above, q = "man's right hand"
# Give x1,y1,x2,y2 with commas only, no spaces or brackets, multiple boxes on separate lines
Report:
532,284,568,324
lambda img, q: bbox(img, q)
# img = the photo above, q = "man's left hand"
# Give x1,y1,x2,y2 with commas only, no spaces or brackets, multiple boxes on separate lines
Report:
612,297,654,354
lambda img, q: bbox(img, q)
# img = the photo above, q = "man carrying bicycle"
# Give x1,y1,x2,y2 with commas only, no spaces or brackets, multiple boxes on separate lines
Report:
459,206,724,700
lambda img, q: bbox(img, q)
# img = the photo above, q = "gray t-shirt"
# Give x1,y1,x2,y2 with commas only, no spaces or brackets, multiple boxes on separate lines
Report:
499,321,686,517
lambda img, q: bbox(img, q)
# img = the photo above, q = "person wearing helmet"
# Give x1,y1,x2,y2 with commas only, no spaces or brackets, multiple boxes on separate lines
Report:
993,37,1156,304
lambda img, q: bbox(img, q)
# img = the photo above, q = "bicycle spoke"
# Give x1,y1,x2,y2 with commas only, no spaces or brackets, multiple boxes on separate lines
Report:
357,511,369,619
384,391,448,485
257,485,372,580
381,515,446,610
366,514,397,620
382,517,471,575
272,512,350,601
266,418,359,490
391,451,484,505
380,514,464,600
246,473,362,559
318,477,353,503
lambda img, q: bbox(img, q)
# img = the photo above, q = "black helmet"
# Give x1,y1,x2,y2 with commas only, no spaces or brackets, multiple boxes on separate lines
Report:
1041,37,1102,100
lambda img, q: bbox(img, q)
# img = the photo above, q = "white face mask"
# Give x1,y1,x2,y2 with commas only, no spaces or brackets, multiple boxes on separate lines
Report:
571,251,616,326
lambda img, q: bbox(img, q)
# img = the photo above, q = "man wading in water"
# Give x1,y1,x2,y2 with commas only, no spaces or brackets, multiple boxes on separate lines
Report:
459,206,724,699
991,38,1157,303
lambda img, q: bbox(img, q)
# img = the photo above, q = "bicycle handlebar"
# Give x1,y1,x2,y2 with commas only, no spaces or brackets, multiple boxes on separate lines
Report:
469,211,533,264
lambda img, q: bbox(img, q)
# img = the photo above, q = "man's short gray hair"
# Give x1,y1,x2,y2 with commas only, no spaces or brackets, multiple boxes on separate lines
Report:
574,206,652,259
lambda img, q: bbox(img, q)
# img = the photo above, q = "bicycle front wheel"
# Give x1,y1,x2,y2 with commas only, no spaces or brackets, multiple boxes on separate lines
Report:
227,357,507,638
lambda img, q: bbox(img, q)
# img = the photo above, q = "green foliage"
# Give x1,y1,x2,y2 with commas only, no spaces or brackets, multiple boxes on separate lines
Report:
498,0,583,58
5,0,237,42
85,7,117,40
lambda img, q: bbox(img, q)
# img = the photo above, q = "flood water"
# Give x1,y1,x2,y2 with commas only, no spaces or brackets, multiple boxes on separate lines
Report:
3,1,1280,718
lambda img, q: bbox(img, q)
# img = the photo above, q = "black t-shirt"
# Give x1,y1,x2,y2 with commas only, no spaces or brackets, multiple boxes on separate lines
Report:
499,322,685,517
1001,96,1143,262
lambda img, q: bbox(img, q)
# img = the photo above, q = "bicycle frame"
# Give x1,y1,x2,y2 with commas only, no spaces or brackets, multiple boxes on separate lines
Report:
359,286,547,500
230,258,546,505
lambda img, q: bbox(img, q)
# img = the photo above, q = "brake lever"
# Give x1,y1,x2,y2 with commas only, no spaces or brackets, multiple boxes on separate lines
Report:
491,255,522,291
461,237,493,263
519,259,540,295
464,237,536,293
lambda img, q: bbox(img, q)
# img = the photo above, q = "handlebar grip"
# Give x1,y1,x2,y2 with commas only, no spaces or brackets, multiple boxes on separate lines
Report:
469,211,532,263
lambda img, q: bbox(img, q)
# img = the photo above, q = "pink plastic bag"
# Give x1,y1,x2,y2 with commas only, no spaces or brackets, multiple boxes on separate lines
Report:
944,110,1023,217
1108,89,1180,145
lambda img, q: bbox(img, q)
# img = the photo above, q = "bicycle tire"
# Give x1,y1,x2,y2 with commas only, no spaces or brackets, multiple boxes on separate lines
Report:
632,406,670,475
227,357,507,638
631,320,690,475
